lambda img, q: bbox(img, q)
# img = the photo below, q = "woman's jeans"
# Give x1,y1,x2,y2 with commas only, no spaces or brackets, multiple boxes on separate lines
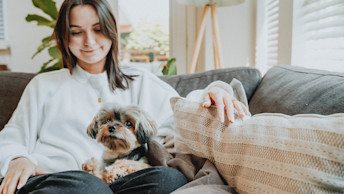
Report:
0,166,187,194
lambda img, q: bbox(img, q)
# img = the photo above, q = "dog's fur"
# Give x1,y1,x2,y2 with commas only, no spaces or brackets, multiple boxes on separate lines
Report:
82,103,157,184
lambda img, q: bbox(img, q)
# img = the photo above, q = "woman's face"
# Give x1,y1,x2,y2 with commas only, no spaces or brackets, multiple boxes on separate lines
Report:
68,5,112,74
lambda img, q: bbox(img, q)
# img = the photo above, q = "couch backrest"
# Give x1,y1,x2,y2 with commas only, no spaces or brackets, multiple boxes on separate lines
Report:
160,67,262,99
0,67,262,130
0,72,35,130
249,66,344,115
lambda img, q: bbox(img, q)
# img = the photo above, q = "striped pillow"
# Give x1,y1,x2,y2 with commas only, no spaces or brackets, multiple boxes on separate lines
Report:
171,97,344,193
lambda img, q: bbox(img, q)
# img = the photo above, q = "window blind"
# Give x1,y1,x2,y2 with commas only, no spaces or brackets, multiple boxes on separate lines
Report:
266,0,279,67
0,0,9,50
256,0,292,74
255,0,280,74
292,0,344,72
0,0,5,41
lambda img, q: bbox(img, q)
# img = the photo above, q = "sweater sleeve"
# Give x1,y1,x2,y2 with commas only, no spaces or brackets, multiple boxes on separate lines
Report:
0,77,43,176
185,79,249,108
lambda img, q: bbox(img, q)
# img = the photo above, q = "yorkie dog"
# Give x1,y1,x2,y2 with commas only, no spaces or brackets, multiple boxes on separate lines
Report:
82,103,157,184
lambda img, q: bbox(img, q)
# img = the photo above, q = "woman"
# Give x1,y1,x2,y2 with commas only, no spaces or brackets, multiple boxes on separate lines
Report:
0,0,250,193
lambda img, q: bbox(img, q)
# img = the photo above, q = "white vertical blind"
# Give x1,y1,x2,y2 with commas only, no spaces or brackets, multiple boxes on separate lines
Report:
0,0,6,41
292,0,344,72
0,0,8,50
256,0,292,74
266,0,279,67
0,0,9,67
255,0,281,74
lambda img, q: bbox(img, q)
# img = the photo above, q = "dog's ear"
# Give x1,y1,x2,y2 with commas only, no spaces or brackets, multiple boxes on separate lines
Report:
136,111,157,144
87,115,99,139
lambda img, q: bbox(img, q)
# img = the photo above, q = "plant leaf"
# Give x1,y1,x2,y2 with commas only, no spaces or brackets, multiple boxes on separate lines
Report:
39,59,62,73
26,14,55,28
32,36,54,59
40,58,55,70
42,36,52,44
48,46,61,59
162,58,177,75
32,0,58,20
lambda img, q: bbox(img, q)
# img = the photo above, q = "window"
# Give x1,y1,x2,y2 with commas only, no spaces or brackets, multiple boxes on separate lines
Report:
118,0,169,64
0,0,9,70
0,0,8,49
292,0,344,72
255,0,293,74
257,0,344,73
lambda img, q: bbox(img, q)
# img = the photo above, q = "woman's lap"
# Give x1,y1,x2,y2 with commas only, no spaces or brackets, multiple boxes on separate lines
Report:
0,166,187,194
110,166,188,194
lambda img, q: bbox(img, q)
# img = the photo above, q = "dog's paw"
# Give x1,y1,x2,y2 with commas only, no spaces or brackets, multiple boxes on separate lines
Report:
104,165,128,184
104,159,150,184
82,157,100,174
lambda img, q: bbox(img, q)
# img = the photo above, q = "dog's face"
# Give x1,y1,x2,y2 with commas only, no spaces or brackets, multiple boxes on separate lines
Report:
87,104,157,154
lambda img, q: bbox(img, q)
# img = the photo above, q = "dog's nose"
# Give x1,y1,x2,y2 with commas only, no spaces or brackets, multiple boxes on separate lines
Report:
109,126,117,133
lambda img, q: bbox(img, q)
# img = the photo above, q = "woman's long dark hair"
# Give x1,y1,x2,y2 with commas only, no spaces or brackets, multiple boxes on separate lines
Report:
53,0,135,91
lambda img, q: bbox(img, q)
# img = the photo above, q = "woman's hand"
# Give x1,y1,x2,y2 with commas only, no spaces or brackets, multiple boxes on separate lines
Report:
203,86,251,123
0,157,49,194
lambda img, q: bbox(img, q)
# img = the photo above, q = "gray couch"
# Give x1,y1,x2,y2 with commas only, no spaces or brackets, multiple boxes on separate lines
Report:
1,65,344,131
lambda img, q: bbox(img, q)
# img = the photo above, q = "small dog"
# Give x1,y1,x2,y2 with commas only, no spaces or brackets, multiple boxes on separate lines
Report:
82,103,157,184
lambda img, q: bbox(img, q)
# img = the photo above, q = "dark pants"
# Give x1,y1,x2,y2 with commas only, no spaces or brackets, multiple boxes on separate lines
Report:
0,166,187,194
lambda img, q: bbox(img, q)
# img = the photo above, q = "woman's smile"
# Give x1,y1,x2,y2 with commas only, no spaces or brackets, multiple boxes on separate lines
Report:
82,48,100,54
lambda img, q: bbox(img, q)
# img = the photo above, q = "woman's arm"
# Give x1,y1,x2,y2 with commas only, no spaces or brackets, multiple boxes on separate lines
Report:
0,78,42,176
186,79,251,123
0,77,47,193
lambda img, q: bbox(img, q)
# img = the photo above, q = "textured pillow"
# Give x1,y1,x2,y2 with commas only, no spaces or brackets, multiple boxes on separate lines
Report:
171,97,344,193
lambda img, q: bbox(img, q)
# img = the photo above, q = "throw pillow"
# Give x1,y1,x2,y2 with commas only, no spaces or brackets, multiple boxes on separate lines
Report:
171,97,344,193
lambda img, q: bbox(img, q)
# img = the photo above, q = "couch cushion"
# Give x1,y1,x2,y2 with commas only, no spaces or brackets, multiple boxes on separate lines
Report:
171,97,344,193
249,66,344,115
160,67,261,100
0,72,35,130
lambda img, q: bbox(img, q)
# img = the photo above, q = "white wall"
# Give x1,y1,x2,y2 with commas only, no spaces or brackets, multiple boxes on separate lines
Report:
204,0,255,71
170,0,255,74
6,0,64,73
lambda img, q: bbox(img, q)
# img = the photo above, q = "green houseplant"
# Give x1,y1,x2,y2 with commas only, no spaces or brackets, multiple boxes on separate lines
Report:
162,58,177,75
26,0,62,73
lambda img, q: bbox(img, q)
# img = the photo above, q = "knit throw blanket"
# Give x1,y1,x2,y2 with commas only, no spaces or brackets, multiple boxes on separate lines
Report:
170,97,344,193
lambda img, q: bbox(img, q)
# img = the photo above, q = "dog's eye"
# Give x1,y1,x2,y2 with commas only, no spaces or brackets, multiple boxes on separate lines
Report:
124,121,132,127
106,119,112,123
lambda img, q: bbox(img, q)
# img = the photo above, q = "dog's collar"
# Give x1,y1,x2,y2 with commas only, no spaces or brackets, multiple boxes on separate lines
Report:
123,145,147,161
103,145,147,166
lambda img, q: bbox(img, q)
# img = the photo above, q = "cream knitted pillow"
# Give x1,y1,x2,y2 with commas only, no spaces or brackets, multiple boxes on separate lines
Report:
171,97,344,193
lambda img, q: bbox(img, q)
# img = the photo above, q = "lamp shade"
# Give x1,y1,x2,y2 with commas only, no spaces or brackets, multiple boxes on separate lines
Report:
176,0,245,7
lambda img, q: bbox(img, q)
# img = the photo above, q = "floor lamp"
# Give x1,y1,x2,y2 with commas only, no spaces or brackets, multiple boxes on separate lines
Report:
177,0,245,73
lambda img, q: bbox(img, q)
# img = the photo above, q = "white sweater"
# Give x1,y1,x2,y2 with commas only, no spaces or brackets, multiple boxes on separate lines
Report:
0,65,182,176
0,65,238,176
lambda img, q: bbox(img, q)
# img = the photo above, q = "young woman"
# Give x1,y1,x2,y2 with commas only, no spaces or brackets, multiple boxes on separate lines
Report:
0,0,250,193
